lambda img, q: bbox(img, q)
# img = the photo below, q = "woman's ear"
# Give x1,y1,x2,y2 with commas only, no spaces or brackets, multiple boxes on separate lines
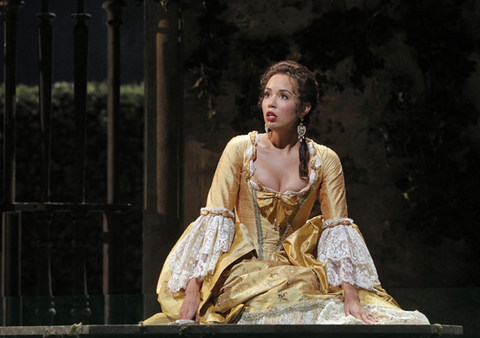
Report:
300,103,311,118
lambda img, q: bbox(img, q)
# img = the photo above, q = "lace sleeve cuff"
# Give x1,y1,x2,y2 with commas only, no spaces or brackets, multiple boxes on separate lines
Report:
167,207,235,292
317,223,380,290
323,218,354,228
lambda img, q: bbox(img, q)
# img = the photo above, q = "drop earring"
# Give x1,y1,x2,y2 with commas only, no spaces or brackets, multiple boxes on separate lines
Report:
265,124,271,138
297,117,306,141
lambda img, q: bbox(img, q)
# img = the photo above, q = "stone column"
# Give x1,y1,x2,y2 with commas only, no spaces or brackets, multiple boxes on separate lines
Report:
143,0,182,318
102,0,126,324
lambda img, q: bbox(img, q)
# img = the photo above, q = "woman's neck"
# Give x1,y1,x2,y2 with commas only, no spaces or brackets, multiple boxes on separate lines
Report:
268,127,299,150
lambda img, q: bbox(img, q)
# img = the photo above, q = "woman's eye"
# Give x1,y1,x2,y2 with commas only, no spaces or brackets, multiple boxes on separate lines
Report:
281,94,288,99
264,92,271,97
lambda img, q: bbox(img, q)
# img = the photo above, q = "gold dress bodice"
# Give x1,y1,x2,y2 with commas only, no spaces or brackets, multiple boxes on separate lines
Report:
234,131,323,260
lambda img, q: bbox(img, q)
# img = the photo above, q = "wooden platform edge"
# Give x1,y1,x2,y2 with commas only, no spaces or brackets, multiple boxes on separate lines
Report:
0,323,464,337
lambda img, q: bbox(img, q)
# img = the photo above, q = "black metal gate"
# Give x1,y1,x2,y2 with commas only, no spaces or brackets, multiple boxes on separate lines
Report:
1,0,133,326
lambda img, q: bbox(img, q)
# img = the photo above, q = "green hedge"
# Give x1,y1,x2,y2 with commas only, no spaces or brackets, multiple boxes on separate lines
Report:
0,82,144,205
0,82,144,304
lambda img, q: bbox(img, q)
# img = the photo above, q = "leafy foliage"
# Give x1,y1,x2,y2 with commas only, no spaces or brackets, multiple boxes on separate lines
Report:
374,1,480,246
183,0,237,126
183,0,480,250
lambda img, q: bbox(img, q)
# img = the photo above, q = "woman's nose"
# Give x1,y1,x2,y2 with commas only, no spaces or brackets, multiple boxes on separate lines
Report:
268,96,276,107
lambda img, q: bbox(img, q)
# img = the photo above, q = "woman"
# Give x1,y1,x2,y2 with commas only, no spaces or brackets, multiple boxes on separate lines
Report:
145,60,429,325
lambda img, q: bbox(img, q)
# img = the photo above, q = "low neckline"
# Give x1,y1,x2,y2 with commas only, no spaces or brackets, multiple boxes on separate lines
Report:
247,131,320,196
250,175,308,196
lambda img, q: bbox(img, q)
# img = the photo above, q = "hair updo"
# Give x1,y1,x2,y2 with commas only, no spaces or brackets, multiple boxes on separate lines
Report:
259,60,319,179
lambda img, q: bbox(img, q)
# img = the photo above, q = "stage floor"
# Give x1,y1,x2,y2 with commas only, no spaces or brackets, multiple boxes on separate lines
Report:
0,323,463,338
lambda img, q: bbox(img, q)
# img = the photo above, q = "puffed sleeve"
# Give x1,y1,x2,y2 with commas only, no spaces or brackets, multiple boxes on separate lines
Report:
317,146,349,222
166,135,246,293
315,145,380,290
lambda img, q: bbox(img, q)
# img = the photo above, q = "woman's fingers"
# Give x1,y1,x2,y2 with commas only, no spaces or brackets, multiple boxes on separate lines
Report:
360,311,377,325
364,309,378,323
346,305,377,325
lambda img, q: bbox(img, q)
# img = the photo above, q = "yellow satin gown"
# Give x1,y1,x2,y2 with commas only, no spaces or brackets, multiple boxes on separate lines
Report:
144,131,429,325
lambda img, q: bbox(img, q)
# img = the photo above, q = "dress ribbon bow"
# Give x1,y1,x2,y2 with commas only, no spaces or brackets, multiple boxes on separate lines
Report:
256,191,298,225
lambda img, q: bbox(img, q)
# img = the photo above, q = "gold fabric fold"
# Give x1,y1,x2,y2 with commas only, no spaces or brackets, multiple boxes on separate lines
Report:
151,215,400,325
198,221,257,323
282,215,331,295
256,190,298,225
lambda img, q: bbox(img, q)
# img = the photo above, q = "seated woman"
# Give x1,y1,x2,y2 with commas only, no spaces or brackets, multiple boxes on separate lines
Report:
145,60,429,325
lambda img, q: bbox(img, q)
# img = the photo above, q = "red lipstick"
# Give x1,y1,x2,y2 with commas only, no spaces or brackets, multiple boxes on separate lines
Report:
266,111,277,122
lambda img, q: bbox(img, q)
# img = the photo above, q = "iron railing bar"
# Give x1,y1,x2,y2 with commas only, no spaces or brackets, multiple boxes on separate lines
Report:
1,0,25,327
72,0,91,204
36,1,55,203
2,0,24,204
0,202,131,212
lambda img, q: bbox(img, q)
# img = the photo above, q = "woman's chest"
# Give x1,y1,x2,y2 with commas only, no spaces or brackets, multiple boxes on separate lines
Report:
254,147,309,193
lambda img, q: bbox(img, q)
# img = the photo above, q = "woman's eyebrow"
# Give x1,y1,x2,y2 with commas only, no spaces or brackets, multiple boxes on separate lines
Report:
278,89,293,95
265,87,293,95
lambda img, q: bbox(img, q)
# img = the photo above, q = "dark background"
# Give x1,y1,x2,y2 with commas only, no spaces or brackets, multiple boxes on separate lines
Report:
1,0,479,334
0,1,144,85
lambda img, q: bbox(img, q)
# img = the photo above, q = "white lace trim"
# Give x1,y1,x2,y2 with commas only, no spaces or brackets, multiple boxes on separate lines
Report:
317,224,380,290
167,207,235,293
308,142,322,169
238,299,430,324
245,133,257,177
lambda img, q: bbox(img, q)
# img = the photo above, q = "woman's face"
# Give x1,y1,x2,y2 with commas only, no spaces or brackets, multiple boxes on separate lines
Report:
262,74,301,131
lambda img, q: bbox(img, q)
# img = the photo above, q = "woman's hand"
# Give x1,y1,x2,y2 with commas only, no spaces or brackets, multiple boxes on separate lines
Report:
341,281,378,325
180,277,201,323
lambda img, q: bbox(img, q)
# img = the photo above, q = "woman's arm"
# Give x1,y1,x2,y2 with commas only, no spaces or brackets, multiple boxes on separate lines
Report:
316,146,379,324
342,281,377,324
160,135,248,322
166,136,247,293
180,277,202,323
